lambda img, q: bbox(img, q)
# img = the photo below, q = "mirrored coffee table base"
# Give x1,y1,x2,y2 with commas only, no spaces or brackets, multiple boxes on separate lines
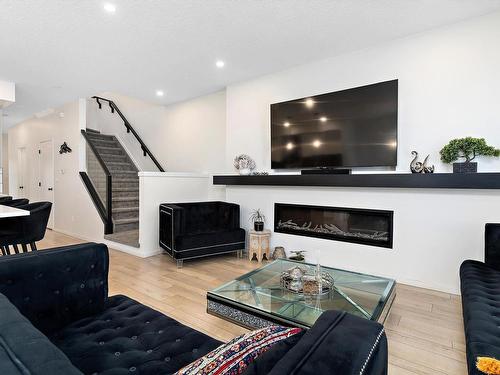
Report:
207,259,396,329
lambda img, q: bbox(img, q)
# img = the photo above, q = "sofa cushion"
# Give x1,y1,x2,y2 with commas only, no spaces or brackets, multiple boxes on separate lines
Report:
460,260,500,375
51,295,222,375
242,329,305,375
175,325,302,375
0,293,82,375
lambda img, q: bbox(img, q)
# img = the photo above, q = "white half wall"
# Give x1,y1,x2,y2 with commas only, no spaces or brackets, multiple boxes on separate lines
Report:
139,172,211,257
222,12,500,294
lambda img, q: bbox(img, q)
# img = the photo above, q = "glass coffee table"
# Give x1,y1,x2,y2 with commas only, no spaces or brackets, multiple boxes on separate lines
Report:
207,259,396,329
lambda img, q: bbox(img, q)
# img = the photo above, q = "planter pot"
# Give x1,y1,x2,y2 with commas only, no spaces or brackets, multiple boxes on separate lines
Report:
254,221,264,231
453,162,477,173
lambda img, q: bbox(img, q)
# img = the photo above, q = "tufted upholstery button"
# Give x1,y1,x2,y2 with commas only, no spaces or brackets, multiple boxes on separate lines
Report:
193,348,198,353
66,266,71,272
99,341,104,345
175,338,181,342
146,349,152,354
129,367,136,372
116,326,121,330
91,264,95,269
164,357,171,362
80,283,85,289
54,290,60,295
38,272,43,279
106,319,111,322
131,335,137,340
115,351,121,356
145,321,150,324
158,330,163,334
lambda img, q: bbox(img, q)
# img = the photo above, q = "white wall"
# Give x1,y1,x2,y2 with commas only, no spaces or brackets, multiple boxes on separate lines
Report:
2,133,8,194
87,90,227,174
226,12,500,173
8,102,104,240
224,12,500,294
0,80,15,108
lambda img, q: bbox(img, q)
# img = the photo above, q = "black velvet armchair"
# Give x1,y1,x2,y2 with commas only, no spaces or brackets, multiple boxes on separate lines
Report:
159,201,246,267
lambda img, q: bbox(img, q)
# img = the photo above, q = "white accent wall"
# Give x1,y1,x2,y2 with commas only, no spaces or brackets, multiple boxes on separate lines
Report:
223,12,500,294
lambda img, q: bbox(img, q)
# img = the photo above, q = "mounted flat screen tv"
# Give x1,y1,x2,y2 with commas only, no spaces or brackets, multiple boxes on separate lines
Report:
271,80,398,169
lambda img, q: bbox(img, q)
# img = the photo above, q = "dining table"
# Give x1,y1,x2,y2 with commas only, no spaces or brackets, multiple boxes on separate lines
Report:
0,204,30,218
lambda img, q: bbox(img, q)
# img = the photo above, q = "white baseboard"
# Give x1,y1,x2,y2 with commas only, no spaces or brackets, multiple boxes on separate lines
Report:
51,228,154,258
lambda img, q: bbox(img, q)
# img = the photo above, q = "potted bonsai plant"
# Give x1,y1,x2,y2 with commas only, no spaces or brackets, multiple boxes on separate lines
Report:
249,209,265,231
440,137,500,173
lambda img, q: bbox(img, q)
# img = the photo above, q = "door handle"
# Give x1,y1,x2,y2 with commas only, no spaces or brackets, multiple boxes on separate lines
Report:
48,188,53,191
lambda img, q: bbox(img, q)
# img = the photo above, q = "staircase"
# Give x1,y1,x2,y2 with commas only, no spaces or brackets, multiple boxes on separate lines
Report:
85,129,140,246
80,96,165,249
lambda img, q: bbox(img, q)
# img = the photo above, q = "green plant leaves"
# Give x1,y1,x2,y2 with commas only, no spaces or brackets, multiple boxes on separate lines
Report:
439,137,500,164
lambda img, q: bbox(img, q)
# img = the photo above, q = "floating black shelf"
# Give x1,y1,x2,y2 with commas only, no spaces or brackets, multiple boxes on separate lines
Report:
213,173,500,189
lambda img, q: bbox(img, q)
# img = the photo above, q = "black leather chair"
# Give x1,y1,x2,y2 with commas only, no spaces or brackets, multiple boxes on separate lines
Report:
0,198,29,207
0,201,52,255
460,223,500,375
159,201,245,267
0,196,12,203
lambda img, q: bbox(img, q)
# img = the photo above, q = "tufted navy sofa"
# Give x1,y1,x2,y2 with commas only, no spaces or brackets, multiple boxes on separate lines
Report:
0,242,388,375
460,223,500,375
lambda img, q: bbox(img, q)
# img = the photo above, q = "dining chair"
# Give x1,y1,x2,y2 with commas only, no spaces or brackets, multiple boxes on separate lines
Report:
0,202,52,255
0,198,29,207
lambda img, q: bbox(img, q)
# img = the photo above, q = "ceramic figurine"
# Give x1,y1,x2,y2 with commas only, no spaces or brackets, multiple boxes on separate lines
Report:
410,151,424,173
422,155,435,174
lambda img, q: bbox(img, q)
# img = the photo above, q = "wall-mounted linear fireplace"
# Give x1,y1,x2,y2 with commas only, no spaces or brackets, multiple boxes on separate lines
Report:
274,203,394,248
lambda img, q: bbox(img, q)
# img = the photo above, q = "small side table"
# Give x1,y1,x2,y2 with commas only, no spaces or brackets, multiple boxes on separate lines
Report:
249,230,271,262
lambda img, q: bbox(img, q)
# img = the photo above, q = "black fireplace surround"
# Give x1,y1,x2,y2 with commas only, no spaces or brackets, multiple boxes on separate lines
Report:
274,203,394,248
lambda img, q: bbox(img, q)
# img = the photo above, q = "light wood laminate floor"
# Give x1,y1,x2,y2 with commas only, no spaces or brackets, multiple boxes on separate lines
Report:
39,230,467,375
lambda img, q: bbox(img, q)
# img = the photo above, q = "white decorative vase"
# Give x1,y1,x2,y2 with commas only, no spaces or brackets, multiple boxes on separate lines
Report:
239,168,251,176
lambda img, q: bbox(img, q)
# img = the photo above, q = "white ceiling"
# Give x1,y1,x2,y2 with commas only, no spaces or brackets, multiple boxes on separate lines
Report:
1,0,500,129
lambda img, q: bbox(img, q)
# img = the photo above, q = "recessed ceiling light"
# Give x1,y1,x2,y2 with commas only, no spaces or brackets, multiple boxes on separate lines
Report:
103,3,116,13
313,140,321,148
305,98,314,108
284,121,290,127
319,116,327,122
286,142,294,150
215,60,225,68
156,90,164,97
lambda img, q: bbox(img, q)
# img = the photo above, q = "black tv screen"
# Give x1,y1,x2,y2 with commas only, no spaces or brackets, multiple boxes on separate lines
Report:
271,80,398,169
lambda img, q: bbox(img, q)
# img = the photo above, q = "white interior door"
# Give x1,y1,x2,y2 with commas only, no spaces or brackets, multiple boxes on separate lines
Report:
39,140,54,229
17,147,27,198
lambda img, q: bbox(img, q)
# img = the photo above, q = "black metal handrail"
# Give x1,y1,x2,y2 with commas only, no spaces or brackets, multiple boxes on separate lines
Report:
92,96,165,172
81,129,113,234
